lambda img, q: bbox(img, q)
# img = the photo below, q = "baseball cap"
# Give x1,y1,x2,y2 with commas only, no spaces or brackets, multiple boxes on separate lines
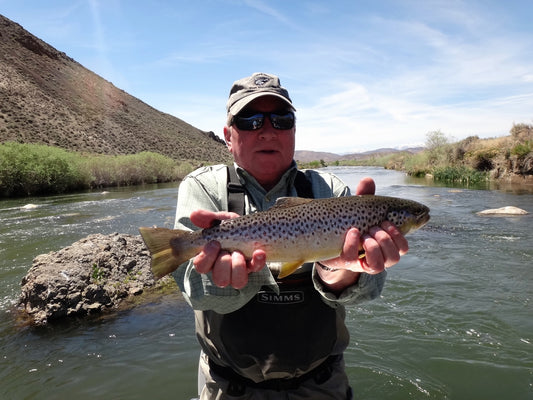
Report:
226,72,295,116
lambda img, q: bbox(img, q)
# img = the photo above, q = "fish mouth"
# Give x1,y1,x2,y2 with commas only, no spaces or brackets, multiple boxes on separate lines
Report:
419,212,430,226
400,212,430,235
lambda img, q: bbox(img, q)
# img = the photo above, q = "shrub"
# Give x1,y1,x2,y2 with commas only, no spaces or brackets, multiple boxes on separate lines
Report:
511,142,531,159
78,151,186,188
0,142,193,197
433,165,487,184
0,142,85,196
404,152,430,177
510,123,533,142
425,130,452,167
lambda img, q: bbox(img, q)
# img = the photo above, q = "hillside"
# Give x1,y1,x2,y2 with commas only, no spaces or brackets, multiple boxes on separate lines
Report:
295,147,424,163
0,14,231,164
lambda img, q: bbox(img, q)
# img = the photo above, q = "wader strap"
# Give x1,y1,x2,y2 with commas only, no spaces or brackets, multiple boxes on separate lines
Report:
226,165,314,215
294,169,314,199
227,165,246,216
208,354,341,393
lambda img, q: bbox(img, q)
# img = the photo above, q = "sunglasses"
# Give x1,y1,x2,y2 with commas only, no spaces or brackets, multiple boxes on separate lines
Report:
232,111,295,131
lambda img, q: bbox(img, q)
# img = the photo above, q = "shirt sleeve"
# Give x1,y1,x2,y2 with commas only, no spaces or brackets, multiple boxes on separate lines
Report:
171,166,278,314
312,266,387,307
305,169,388,306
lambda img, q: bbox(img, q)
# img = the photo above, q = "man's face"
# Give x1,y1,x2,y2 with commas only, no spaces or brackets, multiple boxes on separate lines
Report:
224,96,295,190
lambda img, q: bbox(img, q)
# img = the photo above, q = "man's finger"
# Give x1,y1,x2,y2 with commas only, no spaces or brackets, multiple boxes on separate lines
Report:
360,234,385,274
193,240,220,274
230,252,248,289
382,221,409,256
190,210,240,229
212,251,232,288
341,228,361,260
355,177,376,196
248,250,267,273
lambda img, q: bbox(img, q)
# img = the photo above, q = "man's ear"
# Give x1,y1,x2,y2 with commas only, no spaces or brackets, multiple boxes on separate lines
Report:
224,126,232,150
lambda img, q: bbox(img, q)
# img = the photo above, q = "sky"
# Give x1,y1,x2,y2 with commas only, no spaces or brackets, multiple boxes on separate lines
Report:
1,0,533,153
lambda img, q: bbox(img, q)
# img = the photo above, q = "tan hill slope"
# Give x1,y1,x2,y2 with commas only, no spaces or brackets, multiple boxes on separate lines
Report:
295,147,424,163
0,14,230,164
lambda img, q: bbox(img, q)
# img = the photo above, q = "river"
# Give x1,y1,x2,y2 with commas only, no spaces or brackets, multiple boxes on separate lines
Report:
1,167,532,399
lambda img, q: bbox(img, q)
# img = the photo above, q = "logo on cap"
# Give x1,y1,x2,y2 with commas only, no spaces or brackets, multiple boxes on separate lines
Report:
254,76,271,86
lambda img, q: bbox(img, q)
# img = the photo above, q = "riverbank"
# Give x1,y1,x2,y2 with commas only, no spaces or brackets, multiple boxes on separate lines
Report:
3,126,533,199
0,142,198,197
299,128,533,191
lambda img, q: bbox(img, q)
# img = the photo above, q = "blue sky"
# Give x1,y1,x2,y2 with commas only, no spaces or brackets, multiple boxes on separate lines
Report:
2,0,532,153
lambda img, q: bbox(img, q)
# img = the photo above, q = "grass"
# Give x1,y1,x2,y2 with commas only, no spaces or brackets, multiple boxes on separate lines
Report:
91,263,105,284
511,141,532,158
0,142,199,197
432,165,488,184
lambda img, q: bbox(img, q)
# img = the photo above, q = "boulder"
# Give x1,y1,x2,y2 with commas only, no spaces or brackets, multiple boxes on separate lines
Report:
18,233,174,325
476,206,529,216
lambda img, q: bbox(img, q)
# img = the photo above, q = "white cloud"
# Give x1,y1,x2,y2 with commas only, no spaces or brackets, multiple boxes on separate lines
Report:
288,1,533,152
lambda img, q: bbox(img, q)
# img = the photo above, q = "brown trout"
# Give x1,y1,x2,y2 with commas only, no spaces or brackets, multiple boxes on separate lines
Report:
139,195,430,279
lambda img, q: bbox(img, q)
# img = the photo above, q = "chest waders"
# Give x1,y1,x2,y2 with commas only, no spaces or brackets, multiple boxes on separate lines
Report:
202,166,341,393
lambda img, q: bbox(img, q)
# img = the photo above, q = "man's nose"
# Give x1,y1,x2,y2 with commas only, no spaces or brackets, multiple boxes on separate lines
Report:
258,116,277,138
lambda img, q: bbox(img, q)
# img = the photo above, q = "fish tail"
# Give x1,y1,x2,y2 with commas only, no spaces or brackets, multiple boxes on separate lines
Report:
139,227,198,279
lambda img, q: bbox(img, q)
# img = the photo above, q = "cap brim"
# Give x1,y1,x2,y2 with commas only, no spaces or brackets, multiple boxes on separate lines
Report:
229,92,296,116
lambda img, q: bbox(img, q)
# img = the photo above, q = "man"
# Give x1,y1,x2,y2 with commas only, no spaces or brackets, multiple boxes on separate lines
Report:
173,73,408,399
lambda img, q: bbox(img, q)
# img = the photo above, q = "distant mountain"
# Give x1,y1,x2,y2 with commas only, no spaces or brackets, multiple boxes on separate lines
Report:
0,14,231,164
294,150,341,163
295,147,424,163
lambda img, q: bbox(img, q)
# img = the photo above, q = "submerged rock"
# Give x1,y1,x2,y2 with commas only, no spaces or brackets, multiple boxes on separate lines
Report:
477,206,529,216
18,233,174,325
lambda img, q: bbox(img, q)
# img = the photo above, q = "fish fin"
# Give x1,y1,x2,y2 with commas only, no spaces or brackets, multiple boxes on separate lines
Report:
271,196,314,209
277,260,305,279
139,227,195,279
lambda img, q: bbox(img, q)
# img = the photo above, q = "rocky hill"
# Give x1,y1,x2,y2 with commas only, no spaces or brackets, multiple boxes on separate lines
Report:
0,14,230,163
295,147,424,163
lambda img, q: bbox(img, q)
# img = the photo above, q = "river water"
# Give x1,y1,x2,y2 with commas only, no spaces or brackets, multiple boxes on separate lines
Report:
0,166,532,399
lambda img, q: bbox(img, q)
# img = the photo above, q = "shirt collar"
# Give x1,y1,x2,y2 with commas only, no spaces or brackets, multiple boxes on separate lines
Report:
234,161,298,193
234,161,298,210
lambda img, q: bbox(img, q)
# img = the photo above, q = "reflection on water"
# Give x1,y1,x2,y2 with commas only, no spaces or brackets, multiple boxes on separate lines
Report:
1,169,532,399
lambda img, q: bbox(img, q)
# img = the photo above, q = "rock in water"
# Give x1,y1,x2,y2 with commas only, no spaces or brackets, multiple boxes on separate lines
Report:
18,233,172,325
477,206,529,216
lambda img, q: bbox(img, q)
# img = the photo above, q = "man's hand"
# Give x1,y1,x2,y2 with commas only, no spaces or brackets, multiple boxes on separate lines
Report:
317,177,409,292
190,210,266,289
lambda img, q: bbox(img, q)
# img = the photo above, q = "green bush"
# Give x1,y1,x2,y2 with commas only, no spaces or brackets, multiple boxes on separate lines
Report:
403,152,430,177
80,151,184,187
425,130,452,167
432,166,487,184
511,142,531,158
0,142,85,196
0,142,194,197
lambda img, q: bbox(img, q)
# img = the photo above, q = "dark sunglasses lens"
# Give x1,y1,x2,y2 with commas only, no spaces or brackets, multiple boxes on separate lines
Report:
234,114,264,130
233,112,294,130
270,112,295,130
